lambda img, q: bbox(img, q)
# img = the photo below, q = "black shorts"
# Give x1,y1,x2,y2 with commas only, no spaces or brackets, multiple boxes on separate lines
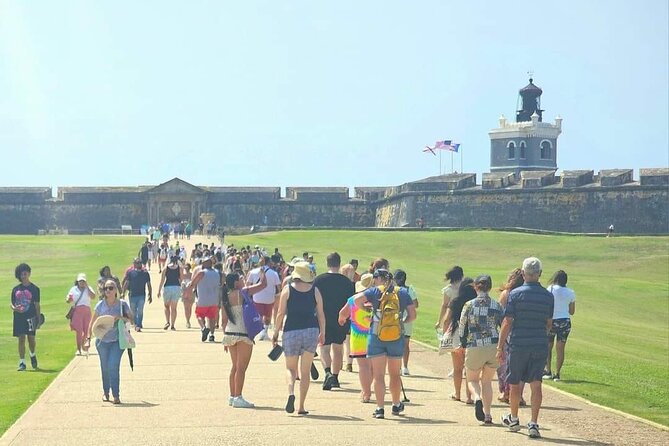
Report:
324,320,348,345
548,318,572,343
507,346,547,385
13,312,38,337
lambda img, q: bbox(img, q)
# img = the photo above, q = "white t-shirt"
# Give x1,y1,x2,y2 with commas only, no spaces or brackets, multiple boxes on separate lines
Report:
66,286,92,307
548,285,576,319
247,267,281,304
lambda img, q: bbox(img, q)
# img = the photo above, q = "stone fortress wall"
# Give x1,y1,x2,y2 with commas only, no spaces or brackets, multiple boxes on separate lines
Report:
1,168,667,235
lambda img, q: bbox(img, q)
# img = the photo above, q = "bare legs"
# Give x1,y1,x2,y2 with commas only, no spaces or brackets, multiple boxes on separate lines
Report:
228,342,253,397
319,343,343,375
182,298,194,327
356,357,373,401
285,352,315,413
450,348,472,401
371,355,402,407
467,366,496,417
164,300,178,327
403,336,411,370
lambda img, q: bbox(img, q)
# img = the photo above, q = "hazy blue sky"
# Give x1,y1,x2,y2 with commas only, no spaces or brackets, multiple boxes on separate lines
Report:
1,1,667,190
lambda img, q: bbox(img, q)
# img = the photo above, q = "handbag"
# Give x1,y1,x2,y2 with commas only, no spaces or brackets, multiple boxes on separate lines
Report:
66,289,86,320
241,289,264,342
438,327,456,355
117,301,136,349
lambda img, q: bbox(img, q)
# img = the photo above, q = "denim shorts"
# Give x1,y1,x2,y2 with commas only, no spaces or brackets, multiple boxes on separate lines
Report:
163,286,182,302
366,334,404,359
283,327,319,357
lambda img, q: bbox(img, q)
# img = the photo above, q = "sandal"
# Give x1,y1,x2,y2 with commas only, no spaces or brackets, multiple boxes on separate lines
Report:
497,394,509,403
450,394,461,401
465,399,475,405
519,399,527,407
164,323,170,330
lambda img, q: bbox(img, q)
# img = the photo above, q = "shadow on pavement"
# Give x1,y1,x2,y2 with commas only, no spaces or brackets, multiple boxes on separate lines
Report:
114,401,159,408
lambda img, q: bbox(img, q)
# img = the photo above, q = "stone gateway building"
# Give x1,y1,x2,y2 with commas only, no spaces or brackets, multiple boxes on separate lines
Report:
1,80,668,235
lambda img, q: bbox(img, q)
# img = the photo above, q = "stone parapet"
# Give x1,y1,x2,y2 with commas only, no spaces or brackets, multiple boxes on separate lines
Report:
285,187,349,202
561,170,594,187
482,172,517,189
520,170,556,188
599,169,633,187
639,168,669,186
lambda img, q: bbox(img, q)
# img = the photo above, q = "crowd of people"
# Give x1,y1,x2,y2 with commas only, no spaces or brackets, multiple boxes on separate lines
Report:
10,232,576,439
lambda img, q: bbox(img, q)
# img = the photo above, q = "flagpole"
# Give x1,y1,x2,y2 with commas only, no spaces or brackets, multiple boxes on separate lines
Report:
451,152,454,173
439,150,442,175
461,147,463,173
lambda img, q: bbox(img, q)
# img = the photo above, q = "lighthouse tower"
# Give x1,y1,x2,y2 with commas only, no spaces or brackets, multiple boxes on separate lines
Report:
488,78,562,174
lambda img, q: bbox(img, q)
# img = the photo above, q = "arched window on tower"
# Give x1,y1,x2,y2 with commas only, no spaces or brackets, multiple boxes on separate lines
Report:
507,141,516,160
540,140,552,159
519,141,527,159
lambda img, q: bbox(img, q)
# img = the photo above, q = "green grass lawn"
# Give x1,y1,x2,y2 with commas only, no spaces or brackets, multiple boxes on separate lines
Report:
0,235,142,433
227,230,669,426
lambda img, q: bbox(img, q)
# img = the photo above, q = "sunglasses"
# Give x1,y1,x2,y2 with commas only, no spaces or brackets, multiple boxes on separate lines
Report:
104,286,116,291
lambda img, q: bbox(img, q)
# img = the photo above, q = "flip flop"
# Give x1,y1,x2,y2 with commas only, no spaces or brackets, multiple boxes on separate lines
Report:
465,399,475,405
298,410,309,415
285,394,295,413
450,394,461,401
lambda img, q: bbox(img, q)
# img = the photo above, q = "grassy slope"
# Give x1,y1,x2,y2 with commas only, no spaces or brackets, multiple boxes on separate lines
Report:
0,236,142,433
227,230,669,426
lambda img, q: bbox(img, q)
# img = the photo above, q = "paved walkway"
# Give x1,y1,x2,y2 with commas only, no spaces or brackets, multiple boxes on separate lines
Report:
1,236,667,446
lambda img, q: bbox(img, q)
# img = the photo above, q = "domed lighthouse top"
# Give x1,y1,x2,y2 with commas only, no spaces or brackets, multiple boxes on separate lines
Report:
516,78,544,122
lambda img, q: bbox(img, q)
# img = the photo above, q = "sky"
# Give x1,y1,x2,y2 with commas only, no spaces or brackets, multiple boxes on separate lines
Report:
0,1,667,192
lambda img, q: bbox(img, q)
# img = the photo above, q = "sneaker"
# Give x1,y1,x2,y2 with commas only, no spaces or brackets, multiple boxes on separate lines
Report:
542,371,553,380
474,399,485,421
30,356,38,370
228,396,234,406
208,334,215,342
447,369,454,378
391,402,405,415
528,422,541,438
330,375,341,388
17,363,26,372
502,413,521,432
170,325,176,331
553,373,561,382
373,408,385,419
322,372,333,391
232,396,255,408
201,327,210,342
401,366,410,376
258,329,268,341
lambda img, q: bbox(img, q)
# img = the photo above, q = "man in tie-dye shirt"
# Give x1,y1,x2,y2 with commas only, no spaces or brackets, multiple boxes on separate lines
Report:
10,263,41,371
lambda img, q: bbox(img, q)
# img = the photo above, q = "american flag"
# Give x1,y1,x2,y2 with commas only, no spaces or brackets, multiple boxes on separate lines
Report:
424,140,460,153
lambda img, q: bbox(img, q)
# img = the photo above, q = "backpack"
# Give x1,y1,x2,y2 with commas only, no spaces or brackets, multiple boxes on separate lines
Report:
240,289,264,342
375,285,402,342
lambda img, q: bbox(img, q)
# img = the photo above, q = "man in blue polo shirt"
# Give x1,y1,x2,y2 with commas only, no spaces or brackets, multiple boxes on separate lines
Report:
497,257,553,439
122,258,152,332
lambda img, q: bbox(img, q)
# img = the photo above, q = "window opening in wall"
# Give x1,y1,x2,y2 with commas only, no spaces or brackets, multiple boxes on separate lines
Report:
519,141,526,159
507,141,516,159
540,140,552,159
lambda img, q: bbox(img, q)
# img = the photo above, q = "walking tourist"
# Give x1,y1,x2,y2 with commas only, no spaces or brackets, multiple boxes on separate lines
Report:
544,270,576,382
66,273,95,356
394,269,418,376
88,279,133,404
441,278,476,403
97,266,122,300
157,255,183,330
181,263,194,328
353,268,416,419
272,261,326,415
187,256,222,342
496,268,525,404
497,257,554,439
338,272,374,402
314,252,355,390
121,258,152,332
221,272,268,408
246,255,281,340
11,263,41,371
458,274,503,425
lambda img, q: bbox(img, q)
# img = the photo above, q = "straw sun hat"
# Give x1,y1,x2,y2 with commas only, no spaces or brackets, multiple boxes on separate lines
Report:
92,315,116,339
